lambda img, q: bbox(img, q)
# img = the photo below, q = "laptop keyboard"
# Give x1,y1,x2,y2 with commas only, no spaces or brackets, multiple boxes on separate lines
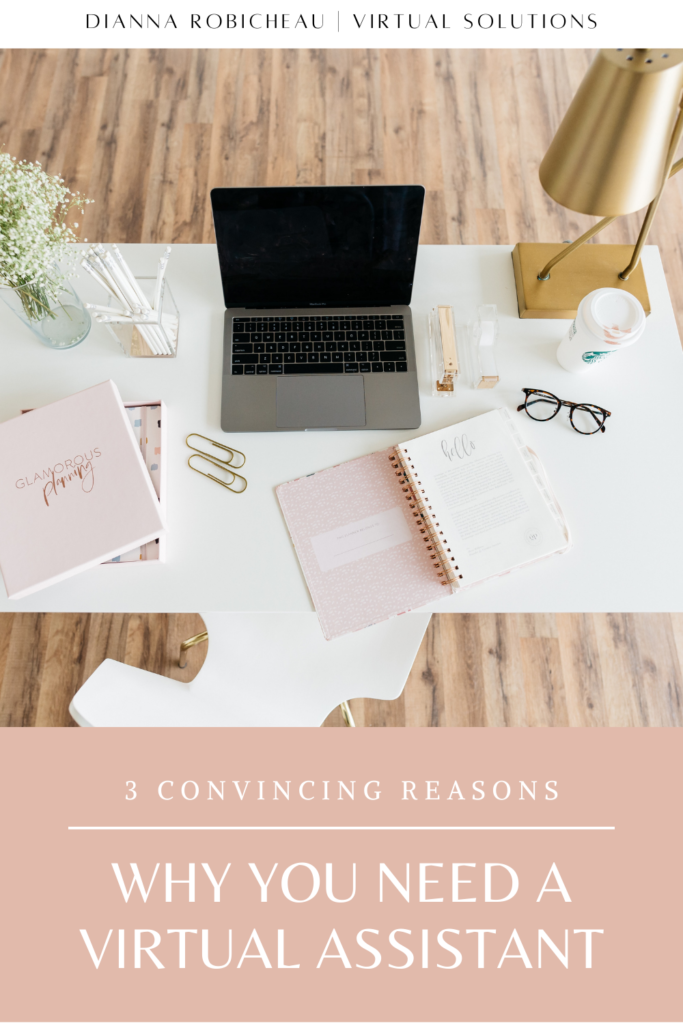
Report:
230,313,407,376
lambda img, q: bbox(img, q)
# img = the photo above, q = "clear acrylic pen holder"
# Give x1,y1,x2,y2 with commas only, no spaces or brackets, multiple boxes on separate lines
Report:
106,277,179,358
467,304,499,389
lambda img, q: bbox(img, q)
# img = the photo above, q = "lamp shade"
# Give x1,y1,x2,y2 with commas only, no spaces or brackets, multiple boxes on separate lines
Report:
539,49,683,217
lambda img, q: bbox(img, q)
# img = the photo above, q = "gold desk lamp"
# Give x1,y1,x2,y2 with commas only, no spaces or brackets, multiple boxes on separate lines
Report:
512,48,683,319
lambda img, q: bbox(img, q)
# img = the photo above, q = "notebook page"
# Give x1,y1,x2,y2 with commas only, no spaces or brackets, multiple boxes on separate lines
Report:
277,449,447,640
401,409,569,587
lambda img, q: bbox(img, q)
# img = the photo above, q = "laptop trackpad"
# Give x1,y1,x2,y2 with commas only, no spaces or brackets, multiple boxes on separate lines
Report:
276,376,366,429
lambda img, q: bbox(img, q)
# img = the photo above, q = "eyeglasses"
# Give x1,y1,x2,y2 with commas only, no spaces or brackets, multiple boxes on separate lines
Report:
517,388,612,435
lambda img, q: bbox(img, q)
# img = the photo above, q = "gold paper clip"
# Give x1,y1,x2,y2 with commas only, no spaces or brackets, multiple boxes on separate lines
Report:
188,454,248,494
186,433,246,470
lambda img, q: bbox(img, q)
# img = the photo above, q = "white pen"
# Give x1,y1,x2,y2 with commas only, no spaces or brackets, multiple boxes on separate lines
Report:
104,250,167,355
100,249,139,307
89,252,131,309
80,259,119,301
85,244,172,355
84,302,130,316
95,315,139,324
89,255,162,353
131,303,167,351
152,325,172,355
153,247,173,353
153,247,171,314
97,315,163,352
98,250,163,353
112,244,151,311
138,323,164,356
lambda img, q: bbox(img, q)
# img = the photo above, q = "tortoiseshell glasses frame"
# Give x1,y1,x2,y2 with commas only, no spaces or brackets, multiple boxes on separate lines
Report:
517,388,612,435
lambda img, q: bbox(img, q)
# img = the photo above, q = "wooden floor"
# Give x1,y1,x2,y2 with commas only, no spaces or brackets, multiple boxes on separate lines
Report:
0,612,681,727
1,48,682,727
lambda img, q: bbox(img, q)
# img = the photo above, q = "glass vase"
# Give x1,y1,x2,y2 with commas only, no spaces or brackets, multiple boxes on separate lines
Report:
0,268,91,350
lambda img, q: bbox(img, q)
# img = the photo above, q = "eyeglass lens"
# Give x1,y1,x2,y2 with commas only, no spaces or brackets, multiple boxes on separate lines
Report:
570,404,606,434
524,391,561,421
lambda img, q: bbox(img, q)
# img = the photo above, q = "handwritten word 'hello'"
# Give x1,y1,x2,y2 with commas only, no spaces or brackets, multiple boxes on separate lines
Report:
441,435,475,461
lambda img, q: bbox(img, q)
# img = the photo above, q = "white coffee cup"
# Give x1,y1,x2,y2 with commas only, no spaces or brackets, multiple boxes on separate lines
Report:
556,288,646,373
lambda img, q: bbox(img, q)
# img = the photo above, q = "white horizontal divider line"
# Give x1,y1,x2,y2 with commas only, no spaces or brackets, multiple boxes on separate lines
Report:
68,825,615,831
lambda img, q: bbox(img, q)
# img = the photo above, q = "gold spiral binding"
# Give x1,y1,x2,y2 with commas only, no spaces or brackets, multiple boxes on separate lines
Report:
389,449,463,588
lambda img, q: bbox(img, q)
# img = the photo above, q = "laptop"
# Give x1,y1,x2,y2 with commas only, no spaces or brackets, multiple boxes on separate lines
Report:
212,185,425,432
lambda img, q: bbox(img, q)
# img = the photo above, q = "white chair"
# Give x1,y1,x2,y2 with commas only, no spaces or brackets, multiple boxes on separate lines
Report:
69,611,431,727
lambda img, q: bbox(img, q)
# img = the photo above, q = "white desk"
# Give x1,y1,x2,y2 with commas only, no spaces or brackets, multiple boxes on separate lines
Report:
2,244,683,613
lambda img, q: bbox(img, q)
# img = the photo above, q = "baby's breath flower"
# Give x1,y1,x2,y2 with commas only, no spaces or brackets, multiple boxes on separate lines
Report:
0,150,94,316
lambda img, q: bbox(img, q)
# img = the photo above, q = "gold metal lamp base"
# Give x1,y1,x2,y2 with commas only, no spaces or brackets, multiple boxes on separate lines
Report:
512,243,651,320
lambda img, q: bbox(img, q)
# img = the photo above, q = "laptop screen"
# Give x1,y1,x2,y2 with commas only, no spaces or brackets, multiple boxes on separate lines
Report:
211,185,425,308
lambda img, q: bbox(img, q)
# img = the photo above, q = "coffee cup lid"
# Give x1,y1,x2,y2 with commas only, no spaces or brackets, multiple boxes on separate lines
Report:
586,288,645,343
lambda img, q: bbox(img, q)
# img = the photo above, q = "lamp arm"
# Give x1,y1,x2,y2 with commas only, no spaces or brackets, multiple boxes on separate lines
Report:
538,141,683,285
620,109,683,280
537,215,618,280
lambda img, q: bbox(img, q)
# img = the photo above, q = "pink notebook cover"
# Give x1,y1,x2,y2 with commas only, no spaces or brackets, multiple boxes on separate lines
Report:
276,449,445,640
0,380,165,599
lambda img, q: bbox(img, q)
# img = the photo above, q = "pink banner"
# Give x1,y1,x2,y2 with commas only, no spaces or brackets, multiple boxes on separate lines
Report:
0,727,679,1021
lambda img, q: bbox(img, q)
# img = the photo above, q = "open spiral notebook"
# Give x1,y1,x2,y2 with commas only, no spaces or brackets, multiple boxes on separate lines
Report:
276,409,571,640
